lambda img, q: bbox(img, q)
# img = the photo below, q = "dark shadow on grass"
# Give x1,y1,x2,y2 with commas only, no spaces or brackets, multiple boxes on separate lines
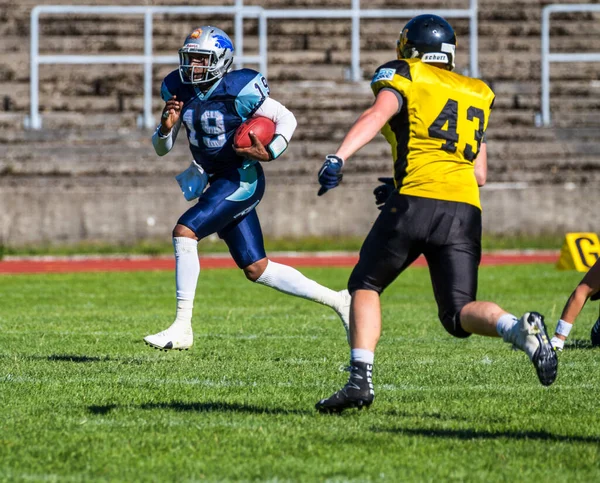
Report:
0,353,147,364
48,354,110,363
142,401,311,415
564,339,598,350
372,426,600,444
380,409,499,423
0,353,111,363
87,401,310,416
88,404,118,415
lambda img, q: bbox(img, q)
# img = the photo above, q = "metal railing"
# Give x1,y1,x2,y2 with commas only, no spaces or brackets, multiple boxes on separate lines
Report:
259,0,479,82
27,1,478,130
26,2,266,130
540,3,600,126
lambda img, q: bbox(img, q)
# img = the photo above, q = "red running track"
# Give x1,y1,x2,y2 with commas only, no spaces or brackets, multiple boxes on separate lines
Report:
0,252,560,274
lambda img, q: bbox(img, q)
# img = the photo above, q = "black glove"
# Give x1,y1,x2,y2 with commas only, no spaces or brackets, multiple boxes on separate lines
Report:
373,177,395,209
317,155,344,196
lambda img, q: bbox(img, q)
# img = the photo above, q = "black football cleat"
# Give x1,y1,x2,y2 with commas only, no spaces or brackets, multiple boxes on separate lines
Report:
515,312,558,386
591,317,600,347
315,361,375,413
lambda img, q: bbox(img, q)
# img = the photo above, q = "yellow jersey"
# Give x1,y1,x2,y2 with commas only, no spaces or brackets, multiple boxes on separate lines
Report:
371,58,495,209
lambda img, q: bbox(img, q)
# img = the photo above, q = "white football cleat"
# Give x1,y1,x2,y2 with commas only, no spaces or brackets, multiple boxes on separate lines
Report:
144,322,193,351
334,289,351,343
512,312,558,386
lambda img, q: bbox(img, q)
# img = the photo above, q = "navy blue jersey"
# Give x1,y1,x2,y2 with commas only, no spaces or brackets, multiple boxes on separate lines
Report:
161,68,270,175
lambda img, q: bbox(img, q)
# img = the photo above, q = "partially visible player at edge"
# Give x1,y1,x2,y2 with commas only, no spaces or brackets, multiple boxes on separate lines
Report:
314,15,558,413
551,257,600,351
144,26,350,351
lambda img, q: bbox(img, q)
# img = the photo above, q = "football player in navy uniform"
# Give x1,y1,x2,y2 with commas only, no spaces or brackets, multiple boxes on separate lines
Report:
551,257,600,351
144,26,350,351
315,15,558,413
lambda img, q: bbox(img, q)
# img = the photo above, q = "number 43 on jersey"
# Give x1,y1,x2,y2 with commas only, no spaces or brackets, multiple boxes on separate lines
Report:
428,98,485,162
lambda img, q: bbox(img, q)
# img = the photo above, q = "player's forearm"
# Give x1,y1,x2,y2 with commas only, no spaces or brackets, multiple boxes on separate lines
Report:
552,285,589,349
474,143,488,186
552,280,598,350
335,89,399,162
336,109,387,161
560,284,594,324
152,120,181,156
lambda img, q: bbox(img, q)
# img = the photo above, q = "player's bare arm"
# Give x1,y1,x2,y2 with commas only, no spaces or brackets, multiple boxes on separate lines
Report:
317,90,400,196
474,142,488,187
552,258,600,350
336,90,400,161
563,260,600,324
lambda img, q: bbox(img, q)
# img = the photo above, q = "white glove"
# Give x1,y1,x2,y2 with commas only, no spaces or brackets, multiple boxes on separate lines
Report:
550,336,564,352
175,161,209,201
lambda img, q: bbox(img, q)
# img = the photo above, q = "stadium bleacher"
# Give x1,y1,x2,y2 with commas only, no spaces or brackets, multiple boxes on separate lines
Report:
0,0,599,245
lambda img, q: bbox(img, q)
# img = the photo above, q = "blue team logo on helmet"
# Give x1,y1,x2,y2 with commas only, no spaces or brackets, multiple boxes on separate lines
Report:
214,34,234,51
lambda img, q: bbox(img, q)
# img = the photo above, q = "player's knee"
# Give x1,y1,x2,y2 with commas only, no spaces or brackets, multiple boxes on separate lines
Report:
244,258,268,282
172,224,197,239
439,308,472,339
348,269,385,295
244,267,260,282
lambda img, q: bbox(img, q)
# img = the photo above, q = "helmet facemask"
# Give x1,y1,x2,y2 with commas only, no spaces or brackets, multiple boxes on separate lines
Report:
179,50,218,84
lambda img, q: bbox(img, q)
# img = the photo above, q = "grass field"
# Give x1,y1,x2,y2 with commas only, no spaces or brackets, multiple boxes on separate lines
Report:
1,265,599,482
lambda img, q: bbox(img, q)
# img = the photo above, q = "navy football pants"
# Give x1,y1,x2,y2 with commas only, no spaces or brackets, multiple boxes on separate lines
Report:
178,163,267,269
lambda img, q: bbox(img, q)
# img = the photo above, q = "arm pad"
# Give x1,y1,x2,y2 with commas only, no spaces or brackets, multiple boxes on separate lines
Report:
254,97,297,144
151,119,182,156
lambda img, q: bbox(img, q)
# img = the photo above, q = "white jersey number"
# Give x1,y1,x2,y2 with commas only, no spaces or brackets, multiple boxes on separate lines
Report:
200,110,226,148
183,109,226,149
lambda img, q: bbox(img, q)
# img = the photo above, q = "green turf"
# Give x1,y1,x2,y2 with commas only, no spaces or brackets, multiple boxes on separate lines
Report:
1,265,599,482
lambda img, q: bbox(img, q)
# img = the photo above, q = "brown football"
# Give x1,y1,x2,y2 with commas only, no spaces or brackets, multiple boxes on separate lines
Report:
234,116,275,148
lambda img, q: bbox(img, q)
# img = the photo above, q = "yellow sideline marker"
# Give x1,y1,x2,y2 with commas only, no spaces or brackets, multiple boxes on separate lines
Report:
556,232,600,271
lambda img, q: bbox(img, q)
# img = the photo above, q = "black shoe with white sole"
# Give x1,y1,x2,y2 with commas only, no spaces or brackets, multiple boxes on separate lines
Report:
315,361,375,413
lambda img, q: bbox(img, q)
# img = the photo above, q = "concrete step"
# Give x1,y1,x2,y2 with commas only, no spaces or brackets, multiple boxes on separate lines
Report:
4,130,600,176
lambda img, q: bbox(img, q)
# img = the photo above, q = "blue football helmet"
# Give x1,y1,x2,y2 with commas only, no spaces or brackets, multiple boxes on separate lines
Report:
178,26,235,85
396,15,457,71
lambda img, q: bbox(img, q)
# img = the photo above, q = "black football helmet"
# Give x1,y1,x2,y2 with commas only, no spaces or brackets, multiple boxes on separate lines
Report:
396,14,457,71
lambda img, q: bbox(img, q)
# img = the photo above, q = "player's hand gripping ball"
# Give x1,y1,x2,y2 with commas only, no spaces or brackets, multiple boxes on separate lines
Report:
234,117,275,148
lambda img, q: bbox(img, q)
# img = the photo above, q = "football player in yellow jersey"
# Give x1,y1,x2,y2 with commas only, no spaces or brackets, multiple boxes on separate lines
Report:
315,14,558,413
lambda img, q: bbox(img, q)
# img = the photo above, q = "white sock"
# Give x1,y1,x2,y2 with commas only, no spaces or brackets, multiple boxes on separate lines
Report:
255,260,341,309
173,237,199,327
496,313,518,343
351,348,374,364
